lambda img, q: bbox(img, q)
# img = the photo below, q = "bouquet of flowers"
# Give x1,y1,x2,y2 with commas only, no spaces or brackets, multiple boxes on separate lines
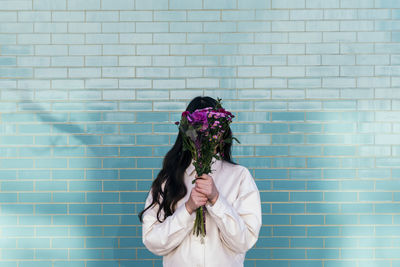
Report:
174,98,239,238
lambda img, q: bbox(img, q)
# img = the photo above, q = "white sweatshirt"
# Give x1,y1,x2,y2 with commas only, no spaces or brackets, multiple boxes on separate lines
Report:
142,155,262,267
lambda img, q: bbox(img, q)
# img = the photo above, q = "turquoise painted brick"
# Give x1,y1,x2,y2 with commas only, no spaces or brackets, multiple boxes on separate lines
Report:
120,192,148,202
325,238,358,248
169,0,202,9
256,238,289,248
36,204,67,214
342,226,374,237
325,192,357,202
256,146,289,156
0,44,34,56
104,249,137,263
1,181,33,192
307,157,341,167
86,170,118,180
103,226,136,236
272,204,305,214
19,193,51,203
289,169,322,180
246,248,271,259
101,0,134,10
291,261,322,267
306,203,339,214
307,181,339,190
69,181,101,191
291,215,323,225
86,147,118,157
2,113,36,122
102,135,135,145
290,146,321,156
0,170,17,180
87,216,119,226
260,192,289,202
35,158,68,168
271,134,304,144
136,180,153,190
52,170,84,179
69,204,101,214
273,157,306,167
262,215,290,225
53,215,85,225
323,169,356,179
69,248,103,259
2,249,34,259
0,237,17,248
103,158,135,168
291,192,323,202
87,261,118,267
103,181,135,191
136,157,163,168
362,215,392,225
376,203,400,213
308,227,340,237
36,227,68,237
53,192,85,202
120,237,143,247
291,238,323,248
1,204,33,215
87,192,119,202
0,57,16,66
326,215,358,225
103,204,134,214
274,226,306,237
273,180,305,190
0,193,17,203
69,226,102,236
119,170,152,180
121,215,141,225
342,204,373,213
255,169,288,179
324,261,356,267
86,124,118,134
2,227,33,237
36,249,68,259
52,238,84,248
136,135,169,145
307,249,339,259
238,157,272,168
68,158,101,168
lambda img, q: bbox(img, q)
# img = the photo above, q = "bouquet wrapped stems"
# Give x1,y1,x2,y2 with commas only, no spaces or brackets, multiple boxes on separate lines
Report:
175,98,239,239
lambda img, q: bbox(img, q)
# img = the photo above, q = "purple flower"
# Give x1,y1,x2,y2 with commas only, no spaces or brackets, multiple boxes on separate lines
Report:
191,110,208,124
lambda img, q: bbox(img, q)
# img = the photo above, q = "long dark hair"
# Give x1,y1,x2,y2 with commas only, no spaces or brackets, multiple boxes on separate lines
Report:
138,96,237,223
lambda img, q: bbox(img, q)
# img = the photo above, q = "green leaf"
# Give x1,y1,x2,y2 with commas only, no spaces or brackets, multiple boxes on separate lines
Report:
232,136,241,144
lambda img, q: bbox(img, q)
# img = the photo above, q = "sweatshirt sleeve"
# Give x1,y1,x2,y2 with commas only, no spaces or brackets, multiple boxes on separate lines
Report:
205,166,262,254
141,188,196,256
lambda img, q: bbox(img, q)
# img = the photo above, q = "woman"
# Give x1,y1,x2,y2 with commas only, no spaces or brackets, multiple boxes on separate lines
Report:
138,96,262,267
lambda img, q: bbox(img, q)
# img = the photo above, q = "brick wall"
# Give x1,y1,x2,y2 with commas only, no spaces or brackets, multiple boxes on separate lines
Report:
0,0,399,266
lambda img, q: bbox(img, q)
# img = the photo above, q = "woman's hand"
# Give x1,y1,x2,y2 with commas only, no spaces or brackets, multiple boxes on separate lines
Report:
185,187,208,215
194,173,219,206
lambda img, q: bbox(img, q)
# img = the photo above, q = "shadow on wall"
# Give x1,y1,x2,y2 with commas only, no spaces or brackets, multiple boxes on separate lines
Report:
8,95,154,265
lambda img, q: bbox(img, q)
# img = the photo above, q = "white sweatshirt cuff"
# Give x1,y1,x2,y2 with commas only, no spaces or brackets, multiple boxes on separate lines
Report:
175,202,196,227
206,193,228,217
